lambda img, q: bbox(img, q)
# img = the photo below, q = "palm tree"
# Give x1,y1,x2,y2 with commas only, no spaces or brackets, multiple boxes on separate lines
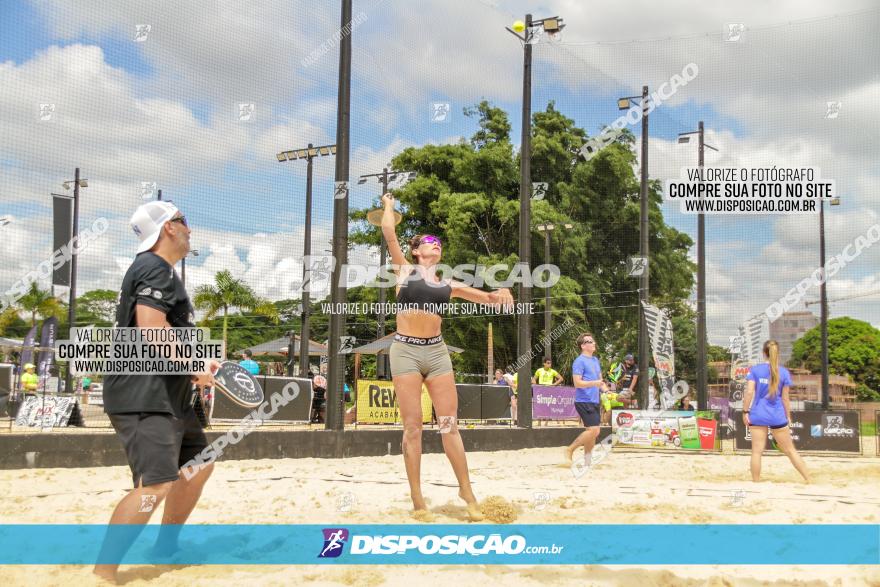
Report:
193,270,279,352
17,284,63,327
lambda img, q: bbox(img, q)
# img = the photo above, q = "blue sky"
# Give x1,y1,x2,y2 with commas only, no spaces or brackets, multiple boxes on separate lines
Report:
1,0,877,341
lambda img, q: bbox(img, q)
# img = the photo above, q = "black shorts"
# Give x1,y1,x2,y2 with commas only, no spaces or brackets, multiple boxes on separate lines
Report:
108,410,208,487
575,402,601,428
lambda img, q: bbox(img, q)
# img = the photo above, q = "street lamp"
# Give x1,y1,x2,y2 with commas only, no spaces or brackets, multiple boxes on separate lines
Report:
819,196,841,409
181,249,199,288
507,13,565,429
677,124,718,410
63,168,88,393
276,142,336,377
360,168,416,379
618,87,651,408
535,222,572,361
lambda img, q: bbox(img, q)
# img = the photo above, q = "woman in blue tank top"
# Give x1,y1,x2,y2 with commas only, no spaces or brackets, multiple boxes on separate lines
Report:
743,340,810,483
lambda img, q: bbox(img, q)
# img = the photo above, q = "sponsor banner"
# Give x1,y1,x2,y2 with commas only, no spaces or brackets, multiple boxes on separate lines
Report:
36,317,59,382
612,409,720,451
733,410,860,453
52,193,73,287
12,394,77,428
728,356,750,402
0,524,875,565
356,379,431,424
641,303,676,407
531,386,577,420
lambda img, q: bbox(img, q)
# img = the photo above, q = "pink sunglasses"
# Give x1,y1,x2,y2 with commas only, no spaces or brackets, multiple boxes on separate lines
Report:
419,235,442,247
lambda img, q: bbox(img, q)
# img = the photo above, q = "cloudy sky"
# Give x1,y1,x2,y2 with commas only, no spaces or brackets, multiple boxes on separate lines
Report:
0,0,877,344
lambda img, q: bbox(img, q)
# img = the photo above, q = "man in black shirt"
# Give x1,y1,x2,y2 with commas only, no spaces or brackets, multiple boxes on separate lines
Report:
617,354,639,401
95,201,219,583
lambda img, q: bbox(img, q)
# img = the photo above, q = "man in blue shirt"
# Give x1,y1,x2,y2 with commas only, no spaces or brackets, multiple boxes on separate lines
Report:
564,332,608,468
238,349,260,376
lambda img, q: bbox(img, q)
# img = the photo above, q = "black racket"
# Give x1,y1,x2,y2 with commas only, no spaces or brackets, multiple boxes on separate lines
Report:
212,361,264,408
191,385,213,428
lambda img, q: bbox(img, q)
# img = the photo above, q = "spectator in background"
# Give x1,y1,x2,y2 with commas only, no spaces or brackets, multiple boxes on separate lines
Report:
492,369,506,385
679,395,696,411
616,354,639,400
309,371,325,423
238,349,259,376
533,359,563,426
21,363,38,392
502,372,518,421
533,358,564,386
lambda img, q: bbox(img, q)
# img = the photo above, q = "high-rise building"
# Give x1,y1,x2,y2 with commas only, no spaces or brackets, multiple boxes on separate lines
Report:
768,311,819,364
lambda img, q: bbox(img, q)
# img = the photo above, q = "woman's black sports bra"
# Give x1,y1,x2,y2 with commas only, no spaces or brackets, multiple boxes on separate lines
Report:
396,268,451,314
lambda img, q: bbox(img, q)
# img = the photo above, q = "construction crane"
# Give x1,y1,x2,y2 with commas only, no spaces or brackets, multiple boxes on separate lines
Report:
805,289,880,306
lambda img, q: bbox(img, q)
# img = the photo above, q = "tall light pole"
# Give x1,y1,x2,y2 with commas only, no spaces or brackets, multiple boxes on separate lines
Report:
819,196,840,409
360,168,415,379
678,123,717,410
507,14,564,429
62,169,88,393
327,0,353,431
181,249,198,288
535,222,572,361
618,87,650,408
277,143,337,376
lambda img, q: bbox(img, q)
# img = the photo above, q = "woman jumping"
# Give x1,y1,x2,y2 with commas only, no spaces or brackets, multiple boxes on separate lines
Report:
742,340,811,483
381,192,514,521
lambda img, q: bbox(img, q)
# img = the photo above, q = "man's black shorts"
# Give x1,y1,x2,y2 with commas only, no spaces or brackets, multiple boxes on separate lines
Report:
108,410,208,487
575,401,601,428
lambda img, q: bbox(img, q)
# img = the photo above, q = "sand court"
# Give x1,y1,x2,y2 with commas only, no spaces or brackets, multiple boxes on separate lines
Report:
1,444,878,585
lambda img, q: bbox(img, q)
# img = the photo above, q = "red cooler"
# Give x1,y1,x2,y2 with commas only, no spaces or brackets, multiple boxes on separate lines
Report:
697,418,717,450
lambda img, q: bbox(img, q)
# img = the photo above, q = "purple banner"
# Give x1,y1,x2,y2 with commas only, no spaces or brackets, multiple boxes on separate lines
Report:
532,385,577,419
709,397,732,428
37,317,58,380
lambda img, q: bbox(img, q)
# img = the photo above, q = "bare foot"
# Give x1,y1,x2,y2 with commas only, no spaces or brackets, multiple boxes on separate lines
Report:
459,489,484,522
93,566,118,585
411,509,436,522
411,494,428,512
465,502,484,522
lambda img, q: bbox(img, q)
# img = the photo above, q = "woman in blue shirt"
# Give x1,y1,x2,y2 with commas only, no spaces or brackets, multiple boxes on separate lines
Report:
743,340,810,483
564,332,608,468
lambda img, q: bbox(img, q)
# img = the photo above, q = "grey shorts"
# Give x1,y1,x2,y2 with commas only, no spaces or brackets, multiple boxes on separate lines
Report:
389,337,453,379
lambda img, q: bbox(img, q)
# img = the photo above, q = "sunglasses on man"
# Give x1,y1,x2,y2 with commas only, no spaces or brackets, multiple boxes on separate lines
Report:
170,215,188,228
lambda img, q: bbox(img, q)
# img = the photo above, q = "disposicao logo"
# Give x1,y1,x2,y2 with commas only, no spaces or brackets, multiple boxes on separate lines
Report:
318,528,349,558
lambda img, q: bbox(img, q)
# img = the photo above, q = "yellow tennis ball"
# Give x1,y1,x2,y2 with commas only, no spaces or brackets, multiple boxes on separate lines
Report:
512,20,525,33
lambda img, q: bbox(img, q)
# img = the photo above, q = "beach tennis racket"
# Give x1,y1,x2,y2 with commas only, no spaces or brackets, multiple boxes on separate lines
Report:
192,385,214,428
212,361,264,408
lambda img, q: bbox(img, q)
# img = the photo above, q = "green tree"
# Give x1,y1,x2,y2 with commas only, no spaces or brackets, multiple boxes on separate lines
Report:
349,100,695,378
76,289,118,326
193,270,279,351
0,306,27,337
790,317,880,399
16,284,63,327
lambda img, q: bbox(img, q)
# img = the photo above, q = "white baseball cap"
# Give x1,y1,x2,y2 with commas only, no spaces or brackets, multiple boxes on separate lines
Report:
130,201,181,253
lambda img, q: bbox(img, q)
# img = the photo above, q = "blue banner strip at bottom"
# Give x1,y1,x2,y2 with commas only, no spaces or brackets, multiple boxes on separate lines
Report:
0,525,877,565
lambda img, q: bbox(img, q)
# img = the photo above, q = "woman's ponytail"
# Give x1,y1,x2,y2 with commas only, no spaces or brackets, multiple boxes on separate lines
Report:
765,340,780,399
